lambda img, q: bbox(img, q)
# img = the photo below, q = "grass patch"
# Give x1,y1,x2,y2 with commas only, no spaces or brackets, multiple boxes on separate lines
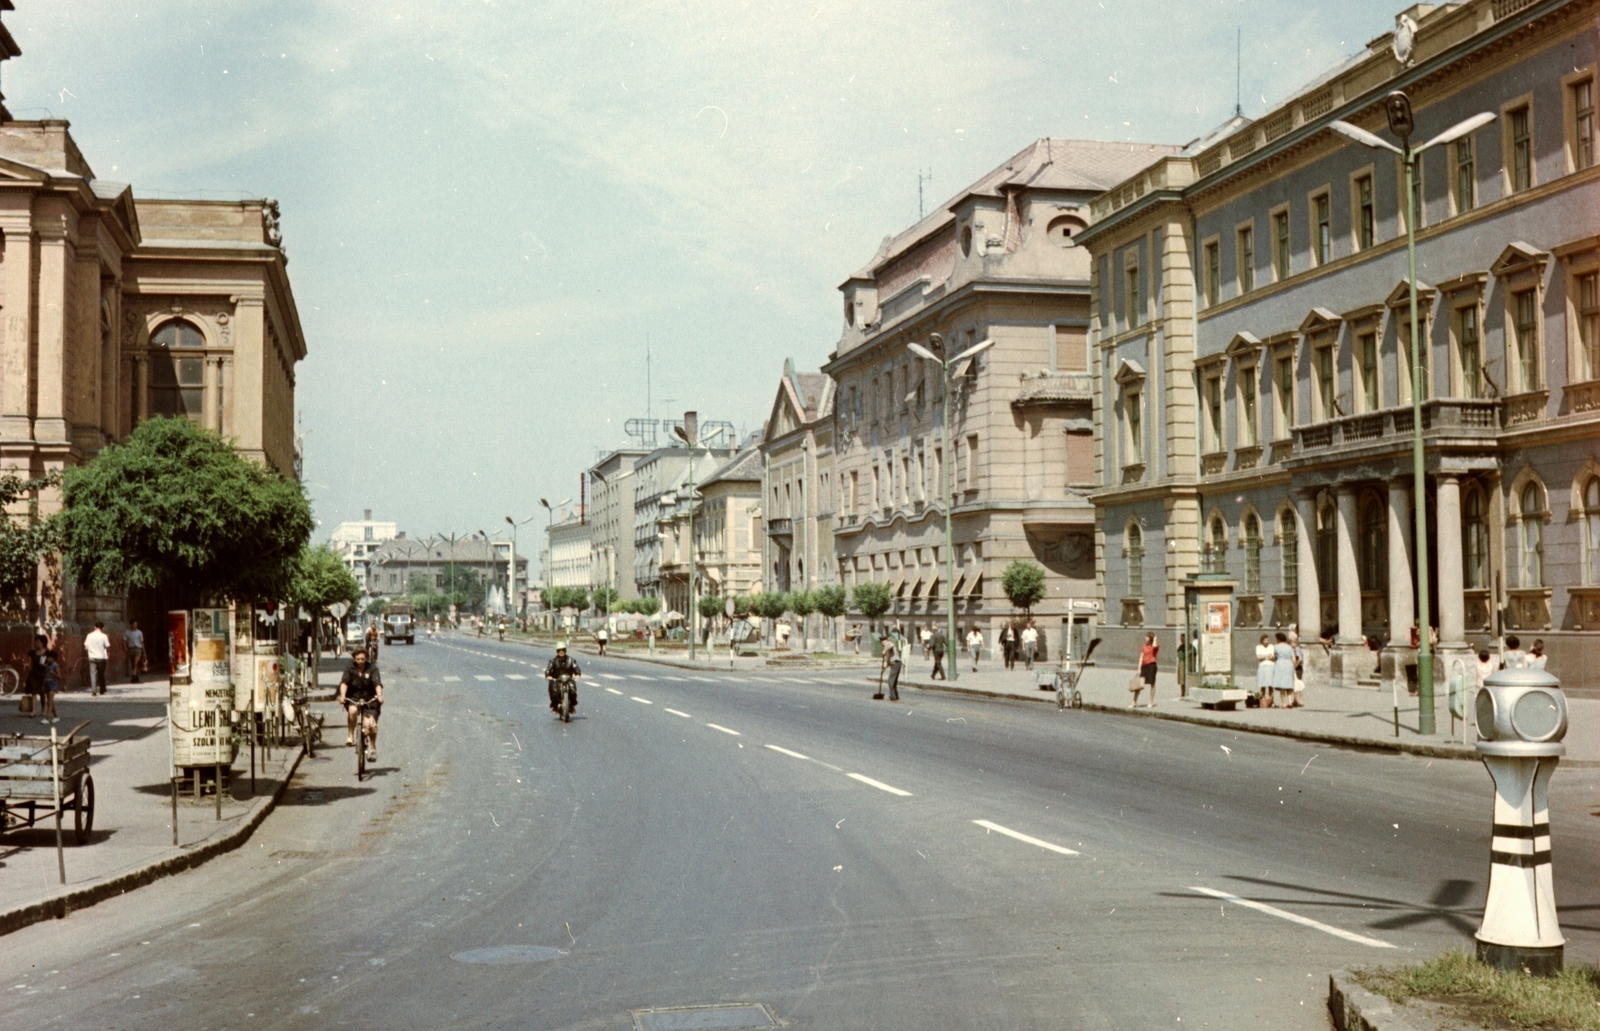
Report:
1354,950,1600,1030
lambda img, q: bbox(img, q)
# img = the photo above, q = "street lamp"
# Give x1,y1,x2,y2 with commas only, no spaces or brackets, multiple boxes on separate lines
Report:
909,332,995,683
673,421,701,662
1329,93,1495,736
540,497,571,637
506,513,537,622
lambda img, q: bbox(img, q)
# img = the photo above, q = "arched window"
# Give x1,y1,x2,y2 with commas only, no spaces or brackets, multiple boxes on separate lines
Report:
1316,499,1337,591
1243,513,1262,593
1207,516,1228,574
1359,494,1388,591
1463,486,1488,589
149,319,205,420
1586,477,1600,585
1520,482,1545,588
1126,521,1143,596
1279,508,1298,592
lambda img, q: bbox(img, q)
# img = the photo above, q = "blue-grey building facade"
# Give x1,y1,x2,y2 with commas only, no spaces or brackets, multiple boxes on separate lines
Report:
1080,0,1600,689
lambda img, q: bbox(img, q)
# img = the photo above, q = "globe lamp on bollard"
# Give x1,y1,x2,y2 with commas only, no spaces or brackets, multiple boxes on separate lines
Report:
1473,666,1567,974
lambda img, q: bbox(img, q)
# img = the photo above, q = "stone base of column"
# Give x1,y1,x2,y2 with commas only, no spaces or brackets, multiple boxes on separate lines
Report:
1301,642,1332,690
1330,641,1376,689
1476,939,1562,976
1436,645,1479,738
1380,644,1417,697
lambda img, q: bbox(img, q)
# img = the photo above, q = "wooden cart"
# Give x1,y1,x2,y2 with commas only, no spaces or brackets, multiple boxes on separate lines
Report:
0,722,94,844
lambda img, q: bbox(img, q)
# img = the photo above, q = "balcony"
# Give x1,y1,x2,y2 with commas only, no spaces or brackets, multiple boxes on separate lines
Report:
766,517,792,540
1291,398,1501,459
1012,372,1095,408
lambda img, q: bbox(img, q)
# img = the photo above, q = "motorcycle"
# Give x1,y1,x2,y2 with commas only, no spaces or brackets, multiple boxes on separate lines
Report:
554,675,577,722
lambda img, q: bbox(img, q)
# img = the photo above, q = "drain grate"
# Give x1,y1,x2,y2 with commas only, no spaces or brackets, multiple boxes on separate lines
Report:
631,1004,776,1030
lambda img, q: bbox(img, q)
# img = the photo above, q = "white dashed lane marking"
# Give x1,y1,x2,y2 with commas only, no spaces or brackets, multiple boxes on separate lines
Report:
600,674,626,681
661,677,689,682
664,709,692,718
474,675,495,681
972,820,1079,856
631,697,654,705
705,724,741,736
689,676,718,683
505,674,528,680
442,676,462,682
605,687,624,695
765,744,809,760
847,773,912,797
630,675,656,681
1187,887,1396,949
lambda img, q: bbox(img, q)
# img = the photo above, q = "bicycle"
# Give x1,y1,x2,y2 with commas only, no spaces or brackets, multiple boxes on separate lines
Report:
349,698,380,780
0,665,19,695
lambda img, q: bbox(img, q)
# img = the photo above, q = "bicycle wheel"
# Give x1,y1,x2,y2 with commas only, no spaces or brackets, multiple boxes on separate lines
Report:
356,725,367,780
0,666,18,696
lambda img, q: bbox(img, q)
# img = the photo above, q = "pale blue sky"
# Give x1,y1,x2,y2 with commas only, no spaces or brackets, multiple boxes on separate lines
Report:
5,0,1407,552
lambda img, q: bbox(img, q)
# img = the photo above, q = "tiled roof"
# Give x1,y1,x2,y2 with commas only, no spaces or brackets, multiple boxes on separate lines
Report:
701,446,763,487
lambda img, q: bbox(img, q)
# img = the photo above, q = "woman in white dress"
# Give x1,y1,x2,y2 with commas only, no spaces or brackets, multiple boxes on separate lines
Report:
1272,632,1296,709
1255,635,1276,707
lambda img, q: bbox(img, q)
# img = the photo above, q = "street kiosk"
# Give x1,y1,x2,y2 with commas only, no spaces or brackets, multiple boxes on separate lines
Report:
1182,573,1247,710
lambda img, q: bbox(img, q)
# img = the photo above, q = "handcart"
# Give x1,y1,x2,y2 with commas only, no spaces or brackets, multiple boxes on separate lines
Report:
1038,638,1101,710
0,721,95,844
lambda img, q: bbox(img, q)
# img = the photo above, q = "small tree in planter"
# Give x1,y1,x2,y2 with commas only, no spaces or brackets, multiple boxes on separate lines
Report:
697,593,723,642
1000,560,1047,614
852,581,893,643
788,589,817,652
813,584,848,653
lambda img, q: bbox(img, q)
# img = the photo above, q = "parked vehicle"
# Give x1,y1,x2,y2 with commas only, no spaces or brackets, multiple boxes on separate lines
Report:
383,601,416,645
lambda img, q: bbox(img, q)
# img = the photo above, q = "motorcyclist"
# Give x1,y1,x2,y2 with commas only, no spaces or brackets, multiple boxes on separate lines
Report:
497,618,506,641
544,641,582,715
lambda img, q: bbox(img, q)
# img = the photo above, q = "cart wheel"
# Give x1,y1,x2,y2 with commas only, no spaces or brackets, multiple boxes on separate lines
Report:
73,774,95,844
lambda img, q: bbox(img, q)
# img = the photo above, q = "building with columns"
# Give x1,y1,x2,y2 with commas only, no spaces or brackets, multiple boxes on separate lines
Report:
823,138,1177,647
759,360,835,600
1082,0,1600,687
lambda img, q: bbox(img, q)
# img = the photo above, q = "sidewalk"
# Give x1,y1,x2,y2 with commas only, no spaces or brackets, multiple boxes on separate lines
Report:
891,658,1600,766
0,676,302,937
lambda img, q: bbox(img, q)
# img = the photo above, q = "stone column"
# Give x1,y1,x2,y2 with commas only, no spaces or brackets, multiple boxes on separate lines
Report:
1295,488,1330,689
0,205,36,446
1334,485,1366,687
202,354,219,432
1437,475,1466,647
1382,477,1417,695
32,212,70,447
133,355,149,425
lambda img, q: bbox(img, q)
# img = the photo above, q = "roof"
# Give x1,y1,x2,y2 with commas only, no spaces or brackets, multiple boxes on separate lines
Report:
700,446,763,488
844,137,1180,285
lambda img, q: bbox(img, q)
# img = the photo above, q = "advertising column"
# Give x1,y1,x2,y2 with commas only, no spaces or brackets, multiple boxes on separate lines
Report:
168,608,237,777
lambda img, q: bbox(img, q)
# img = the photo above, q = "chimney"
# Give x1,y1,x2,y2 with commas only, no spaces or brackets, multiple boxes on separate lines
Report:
364,509,372,521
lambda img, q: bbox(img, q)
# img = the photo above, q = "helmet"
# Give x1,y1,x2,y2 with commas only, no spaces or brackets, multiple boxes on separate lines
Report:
555,641,569,651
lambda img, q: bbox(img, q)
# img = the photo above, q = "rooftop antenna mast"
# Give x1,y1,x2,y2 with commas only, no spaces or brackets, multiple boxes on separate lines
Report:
1235,27,1243,118
918,168,932,220
645,332,652,428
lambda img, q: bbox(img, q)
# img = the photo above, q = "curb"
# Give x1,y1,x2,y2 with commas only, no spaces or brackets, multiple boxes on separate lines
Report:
0,745,304,939
1328,970,1424,1031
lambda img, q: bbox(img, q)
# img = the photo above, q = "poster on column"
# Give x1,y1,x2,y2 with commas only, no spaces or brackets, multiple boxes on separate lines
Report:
1201,601,1233,674
167,609,190,680
168,608,236,768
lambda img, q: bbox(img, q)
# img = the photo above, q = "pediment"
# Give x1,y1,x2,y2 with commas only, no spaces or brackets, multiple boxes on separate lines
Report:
1490,241,1549,279
0,155,51,182
1113,358,1145,385
1385,279,1437,308
1225,331,1262,361
1299,307,1342,335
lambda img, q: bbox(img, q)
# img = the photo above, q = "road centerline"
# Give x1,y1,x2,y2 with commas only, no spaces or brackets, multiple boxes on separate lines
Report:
664,709,693,718
705,723,741,736
630,696,653,705
847,773,912,797
1187,887,1396,949
971,819,1079,856
765,744,810,760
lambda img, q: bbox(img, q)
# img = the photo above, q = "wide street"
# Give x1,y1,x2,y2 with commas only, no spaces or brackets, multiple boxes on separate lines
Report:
2,635,1597,1030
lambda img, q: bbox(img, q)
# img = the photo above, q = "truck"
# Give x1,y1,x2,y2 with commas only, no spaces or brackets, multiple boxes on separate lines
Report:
382,600,416,645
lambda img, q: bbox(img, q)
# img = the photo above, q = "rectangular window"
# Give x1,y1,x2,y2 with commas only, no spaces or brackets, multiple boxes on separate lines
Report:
1126,392,1143,463
1358,331,1379,411
1410,156,1424,231
1458,306,1481,398
1356,174,1375,250
1314,193,1331,265
1204,240,1221,306
1275,355,1295,436
1579,272,1599,382
1126,264,1140,328
872,464,881,508
1514,289,1540,390
1577,79,1596,171
1455,137,1476,213
1237,226,1254,293
1273,210,1290,281
1128,535,1143,596
1206,375,1223,452
1511,106,1532,193
1314,343,1335,421
1057,325,1088,371
849,471,859,514
1239,366,1258,446
1400,315,1431,402
965,434,979,488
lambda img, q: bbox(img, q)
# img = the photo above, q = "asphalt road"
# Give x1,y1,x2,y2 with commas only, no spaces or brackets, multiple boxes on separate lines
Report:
2,634,1597,1031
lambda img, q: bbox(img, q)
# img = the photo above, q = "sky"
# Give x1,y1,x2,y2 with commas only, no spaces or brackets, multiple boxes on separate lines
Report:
4,0,1410,558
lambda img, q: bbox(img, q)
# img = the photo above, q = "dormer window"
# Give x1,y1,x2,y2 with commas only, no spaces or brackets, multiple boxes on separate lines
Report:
1046,215,1087,248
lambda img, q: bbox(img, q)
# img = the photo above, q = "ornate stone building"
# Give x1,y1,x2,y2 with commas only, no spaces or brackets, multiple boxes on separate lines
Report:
1082,0,1600,686
822,139,1177,647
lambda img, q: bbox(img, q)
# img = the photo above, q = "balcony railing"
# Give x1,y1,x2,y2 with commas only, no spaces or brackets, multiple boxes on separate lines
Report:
1291,398,1501,457
766,518,792,538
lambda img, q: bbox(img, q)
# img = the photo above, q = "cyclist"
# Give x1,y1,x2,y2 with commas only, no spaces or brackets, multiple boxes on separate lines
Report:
338,647,384,760
544,641,582,715
364,622,379,662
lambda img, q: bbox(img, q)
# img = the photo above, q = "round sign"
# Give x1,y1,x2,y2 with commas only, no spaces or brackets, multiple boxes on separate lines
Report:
724,598,736,617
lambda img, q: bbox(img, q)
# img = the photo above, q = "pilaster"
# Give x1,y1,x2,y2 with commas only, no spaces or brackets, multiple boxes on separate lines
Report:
0,200,36,448
32,209,70,446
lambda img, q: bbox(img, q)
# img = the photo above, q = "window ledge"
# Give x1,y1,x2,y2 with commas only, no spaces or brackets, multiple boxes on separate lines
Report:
1121,463,1146,484
1201,451,1228,476
1236,445,1264,469
1565,379,1600,414
1504,389,1549,425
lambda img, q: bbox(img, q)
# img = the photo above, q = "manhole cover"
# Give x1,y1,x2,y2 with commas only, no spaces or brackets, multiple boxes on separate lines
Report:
632,1004,776,1030
450,945,567,964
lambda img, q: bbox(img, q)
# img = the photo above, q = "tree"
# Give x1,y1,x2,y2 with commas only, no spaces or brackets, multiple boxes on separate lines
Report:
752,591,790,620
813,584,848,652
696,593,723,622
1001,560,1047,613
592,586,620,614
58,418,313,604
731,593,752,618
365,597,387,617
634,596,661,617
441,563,485,613
0,471,62,618
407,573,433,596
852,581,892,621
288,544,362,612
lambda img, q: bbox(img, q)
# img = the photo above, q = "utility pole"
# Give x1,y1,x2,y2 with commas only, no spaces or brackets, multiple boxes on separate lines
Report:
674,412,700,661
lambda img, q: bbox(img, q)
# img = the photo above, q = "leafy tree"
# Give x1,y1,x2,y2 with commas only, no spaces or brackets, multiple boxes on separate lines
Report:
634,596,662,617
613,598,637,614
789,590,816,619
592,586,620,614
58,417,313,604
697,593,723,621
731,593,752,618
852,581,892,620
407,573,433,596
0,471,62,618
365,597,387,616
1000,560,1047,613
752,592,790,620
813,584,848,619
289,544,362,612
440,563,485,613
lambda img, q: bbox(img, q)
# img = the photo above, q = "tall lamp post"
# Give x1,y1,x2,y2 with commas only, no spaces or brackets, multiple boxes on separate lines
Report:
505,513,537,623
673,419,701,662
909,332,995,683
540,497,572,637
1329,93,1494,736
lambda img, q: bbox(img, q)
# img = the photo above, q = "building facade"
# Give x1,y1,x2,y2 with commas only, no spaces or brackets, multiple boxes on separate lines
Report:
369,537,526,613
586,448,648,601
759,361,836,602
655,442,762,619
329,509,398,595
547,515,593,590
632,436,734,599
1082,0,1600,685
822,139,1177,647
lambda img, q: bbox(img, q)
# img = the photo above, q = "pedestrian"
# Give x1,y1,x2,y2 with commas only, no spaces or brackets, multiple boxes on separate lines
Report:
1289,629,1306,707
1475,649,1496,688
597,624,609,657
919,625,932,658
1502,635,1528,669
124,620,145,683
26,634,54,722
43,643,61,721
966,626,984,671
1137,632,1159,708
1528,639,1547,670
1000,622,1017,669
1021,621,1039,671
85,619,110,695
1272,631,1295,708
891,625,908,663
930,627,947,680
1255,634,1275,707
879,633,901,701
850,624,861,655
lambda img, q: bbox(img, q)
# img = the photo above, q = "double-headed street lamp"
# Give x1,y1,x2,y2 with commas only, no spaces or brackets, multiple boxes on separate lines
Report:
506,513,538,620
540,497,572,635
1329,92,1495,737
673,420,702,662
908,333,995,683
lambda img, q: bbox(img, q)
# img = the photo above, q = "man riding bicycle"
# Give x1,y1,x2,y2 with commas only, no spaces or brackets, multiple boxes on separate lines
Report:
544,641,582,715
338,647,384,760
364,622,379,661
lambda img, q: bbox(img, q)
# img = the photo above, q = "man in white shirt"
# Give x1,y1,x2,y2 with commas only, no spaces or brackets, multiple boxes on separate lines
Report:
124,621,145,683
1021,622,1039,671
85,620,111,695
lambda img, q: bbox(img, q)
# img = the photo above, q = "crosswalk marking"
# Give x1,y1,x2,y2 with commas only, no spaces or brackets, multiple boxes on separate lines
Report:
505,674,527,680
474,675,495,681
600,673,626,681
442,676,462,682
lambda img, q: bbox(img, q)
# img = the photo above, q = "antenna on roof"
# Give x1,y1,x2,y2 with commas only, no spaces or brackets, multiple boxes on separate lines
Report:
1235,27,1243,118
918,168,932,220
645,332,652,428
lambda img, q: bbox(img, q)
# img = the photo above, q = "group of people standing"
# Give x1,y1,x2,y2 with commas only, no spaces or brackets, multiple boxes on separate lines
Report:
20,620,147,723
997,621,1041,671
1255,631,1306,708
